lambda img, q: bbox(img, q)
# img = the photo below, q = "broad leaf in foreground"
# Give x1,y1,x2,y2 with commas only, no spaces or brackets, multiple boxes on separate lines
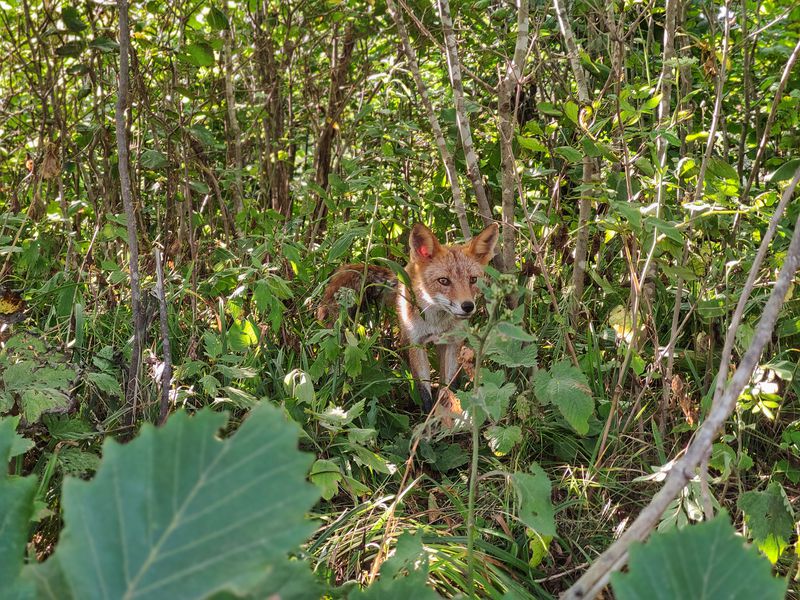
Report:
611,515,786,600
31,404,319,599
0,418,37,599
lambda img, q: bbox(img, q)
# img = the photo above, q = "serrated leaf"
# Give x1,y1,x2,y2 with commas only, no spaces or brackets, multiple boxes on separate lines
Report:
611,515,786,600
29,405,319,599
215,364,257,380
554,146,583,163
738,481,794,564
495,321,535,342
532,361,593,435
485,425,522,456
512,463,555,537
432,443,468,472
86,371,123,398
22,388,71,423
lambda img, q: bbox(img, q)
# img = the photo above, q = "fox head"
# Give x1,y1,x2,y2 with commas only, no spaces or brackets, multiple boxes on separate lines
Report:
407,222,499,318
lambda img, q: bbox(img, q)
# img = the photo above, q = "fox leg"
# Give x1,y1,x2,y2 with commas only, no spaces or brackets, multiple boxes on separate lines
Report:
437,343,460,388
408,345,433,412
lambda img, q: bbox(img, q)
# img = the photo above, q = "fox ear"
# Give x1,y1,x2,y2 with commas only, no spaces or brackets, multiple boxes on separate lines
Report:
410,223,442,261
466,223,499,264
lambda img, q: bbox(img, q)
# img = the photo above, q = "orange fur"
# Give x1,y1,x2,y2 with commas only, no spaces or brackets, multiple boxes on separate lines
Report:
318,223,499,414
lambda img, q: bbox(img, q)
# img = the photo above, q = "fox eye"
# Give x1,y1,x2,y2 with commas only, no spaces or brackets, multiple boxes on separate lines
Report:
437,277,451,286
469,276,478,284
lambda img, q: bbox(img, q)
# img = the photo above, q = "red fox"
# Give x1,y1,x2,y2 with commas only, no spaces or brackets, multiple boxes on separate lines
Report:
318,222,499,413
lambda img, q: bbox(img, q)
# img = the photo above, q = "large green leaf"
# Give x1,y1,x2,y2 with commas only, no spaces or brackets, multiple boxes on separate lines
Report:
611,515,786,600
512,463,555,537
0,418,38,599
738,481,794,563
29,404,319,599
533,361,593,435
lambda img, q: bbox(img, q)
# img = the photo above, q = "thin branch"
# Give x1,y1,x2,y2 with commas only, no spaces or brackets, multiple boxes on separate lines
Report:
116,0,145,425
154,247,172,426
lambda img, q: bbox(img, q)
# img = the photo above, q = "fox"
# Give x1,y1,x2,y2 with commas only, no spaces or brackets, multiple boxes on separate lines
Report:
317,222,499,414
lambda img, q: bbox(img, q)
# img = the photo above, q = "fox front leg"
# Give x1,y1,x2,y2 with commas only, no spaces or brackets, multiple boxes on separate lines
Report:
437,343,460,388
408,345,433,412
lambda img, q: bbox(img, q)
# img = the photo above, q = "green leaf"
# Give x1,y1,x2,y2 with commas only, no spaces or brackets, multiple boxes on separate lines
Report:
0,418,38,599
532,361,593,435
55,41,85,57
512,463,555,537
140,149,169,170
61,5,87,32
309,459,341,500
207,6,229,30
738,481,794,564
353,532,440,599
495,321,535,342
89,36,119,53
766,159,800,184
459,370,516,424
215,364,257,379
554,146,583,163
86,372,123,398
611,515,786,600
29,405,319,599
516,135,546,153
485,425,522,456
180,42,215,67
432,443,469,472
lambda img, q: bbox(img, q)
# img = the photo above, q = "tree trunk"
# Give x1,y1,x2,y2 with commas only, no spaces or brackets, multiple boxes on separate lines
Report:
497,0,529,271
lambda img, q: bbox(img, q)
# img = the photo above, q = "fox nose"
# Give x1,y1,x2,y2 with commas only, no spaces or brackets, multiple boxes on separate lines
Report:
461,301,475,314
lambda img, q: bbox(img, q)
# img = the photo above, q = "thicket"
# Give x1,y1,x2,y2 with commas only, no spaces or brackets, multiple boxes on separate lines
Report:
1,0,800,597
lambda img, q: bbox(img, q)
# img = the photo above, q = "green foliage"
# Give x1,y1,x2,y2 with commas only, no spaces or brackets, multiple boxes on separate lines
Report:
352,533,440,600
27,405,320,599
533,360,594,435
738,481,795,564
0,418,38,599
512,463,556,538
611,516,787,600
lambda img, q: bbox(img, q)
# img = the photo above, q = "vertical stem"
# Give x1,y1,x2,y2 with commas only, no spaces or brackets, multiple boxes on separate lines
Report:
154,248,172,426
116,0,144,424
